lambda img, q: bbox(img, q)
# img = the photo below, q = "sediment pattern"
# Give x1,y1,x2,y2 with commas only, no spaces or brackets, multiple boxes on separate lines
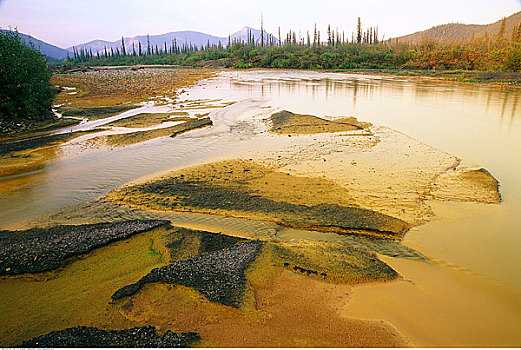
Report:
0,219,169,275
112,240,263,308
109,171,409,239
20,326,200,348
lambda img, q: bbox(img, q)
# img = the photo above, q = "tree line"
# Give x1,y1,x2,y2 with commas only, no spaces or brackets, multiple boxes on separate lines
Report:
64,17,521,72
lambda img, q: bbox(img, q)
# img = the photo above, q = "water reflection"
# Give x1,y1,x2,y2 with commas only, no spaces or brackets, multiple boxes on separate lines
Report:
226,71,520,129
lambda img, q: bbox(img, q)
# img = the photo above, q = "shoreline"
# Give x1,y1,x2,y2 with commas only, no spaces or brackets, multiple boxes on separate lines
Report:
54,64,521,87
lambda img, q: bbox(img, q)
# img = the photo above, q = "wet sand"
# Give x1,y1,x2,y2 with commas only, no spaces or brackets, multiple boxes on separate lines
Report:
108,159,409,238
108,110,500,234
345,254,521,347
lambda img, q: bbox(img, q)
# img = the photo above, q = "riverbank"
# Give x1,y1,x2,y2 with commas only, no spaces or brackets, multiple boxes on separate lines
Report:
331,68,521,86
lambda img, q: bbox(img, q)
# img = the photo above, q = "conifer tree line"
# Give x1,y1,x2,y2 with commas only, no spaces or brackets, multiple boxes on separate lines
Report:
64,16,521,72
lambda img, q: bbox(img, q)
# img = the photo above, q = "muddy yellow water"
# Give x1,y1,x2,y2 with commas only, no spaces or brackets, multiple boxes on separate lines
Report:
1,69,520,346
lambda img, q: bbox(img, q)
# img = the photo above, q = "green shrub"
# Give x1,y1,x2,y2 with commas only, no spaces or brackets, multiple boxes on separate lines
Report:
0,30,56,127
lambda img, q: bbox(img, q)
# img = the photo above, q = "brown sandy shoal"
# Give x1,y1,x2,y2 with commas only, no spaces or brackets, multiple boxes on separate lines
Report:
432,167,501,203
249,116,502,224
269,110,372,135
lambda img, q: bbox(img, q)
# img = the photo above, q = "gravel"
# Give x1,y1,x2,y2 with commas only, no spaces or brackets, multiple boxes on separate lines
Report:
112,240,263,308
19,325,200,347
0,220,169,276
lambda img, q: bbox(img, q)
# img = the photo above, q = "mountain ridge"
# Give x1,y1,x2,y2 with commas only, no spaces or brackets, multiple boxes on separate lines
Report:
68,27,275,55
0,29,71,60
393,11,521,43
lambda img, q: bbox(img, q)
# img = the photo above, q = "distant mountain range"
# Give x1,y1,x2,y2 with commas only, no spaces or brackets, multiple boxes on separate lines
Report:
0,29,70,60
68,26,275,55
5,11,521,61
394,11,521,44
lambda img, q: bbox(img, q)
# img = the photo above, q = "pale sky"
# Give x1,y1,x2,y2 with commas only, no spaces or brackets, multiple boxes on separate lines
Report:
0,0,520,48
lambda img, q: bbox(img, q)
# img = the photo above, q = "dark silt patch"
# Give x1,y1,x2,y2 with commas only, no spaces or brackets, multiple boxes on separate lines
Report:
169,117,213,137
0,219,169,276
269,241,399,284
111,177,409,239
99,117,213,147
112,240,263,308
19,325,200,348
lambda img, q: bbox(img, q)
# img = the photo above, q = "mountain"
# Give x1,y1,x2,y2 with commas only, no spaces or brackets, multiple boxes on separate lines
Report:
394,11,521,44
229,26,276,44
1,29,71,60
69,26,278,55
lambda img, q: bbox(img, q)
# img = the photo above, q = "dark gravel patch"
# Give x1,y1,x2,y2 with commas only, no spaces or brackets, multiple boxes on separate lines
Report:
0,220,169,276
19,325,200,348
112,240,263,308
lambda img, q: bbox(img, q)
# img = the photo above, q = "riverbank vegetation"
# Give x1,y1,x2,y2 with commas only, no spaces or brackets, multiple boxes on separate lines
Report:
63,18,521,74
0,31,57,135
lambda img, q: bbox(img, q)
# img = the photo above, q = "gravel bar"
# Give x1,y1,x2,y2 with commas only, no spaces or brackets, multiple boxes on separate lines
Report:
20,325,200,348
112,240,263,308
0,219,169,276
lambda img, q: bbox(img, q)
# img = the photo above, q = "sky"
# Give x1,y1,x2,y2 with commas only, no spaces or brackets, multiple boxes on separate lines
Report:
0,0,520,48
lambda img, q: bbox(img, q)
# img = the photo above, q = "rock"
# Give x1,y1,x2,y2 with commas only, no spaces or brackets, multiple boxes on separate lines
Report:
19,325,200,348
0,220,169,276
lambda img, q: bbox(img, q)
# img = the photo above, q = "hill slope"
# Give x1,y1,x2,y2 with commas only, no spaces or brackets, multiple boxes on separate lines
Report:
395,11,521,43
1,30,71,60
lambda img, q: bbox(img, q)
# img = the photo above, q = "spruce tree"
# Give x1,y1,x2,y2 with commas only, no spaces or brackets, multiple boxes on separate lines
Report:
357,17,362,44
496,17,506,46
121,36,126,56
261,14,264,47
313,23,317,46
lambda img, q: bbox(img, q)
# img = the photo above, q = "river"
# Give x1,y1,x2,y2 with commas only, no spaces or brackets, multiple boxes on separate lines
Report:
1,69,520,346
